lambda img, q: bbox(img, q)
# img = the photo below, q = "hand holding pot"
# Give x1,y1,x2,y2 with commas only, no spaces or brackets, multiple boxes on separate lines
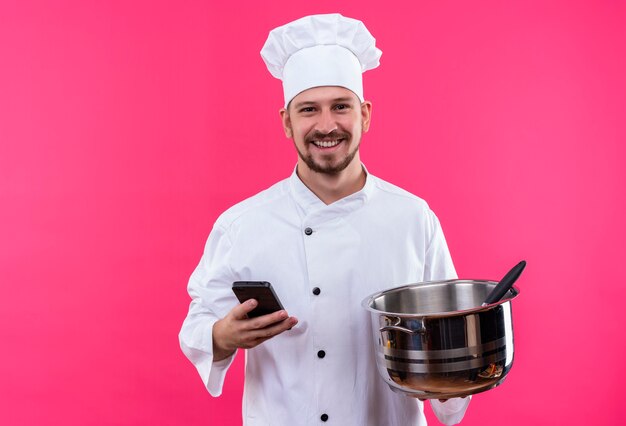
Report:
418,397,467,402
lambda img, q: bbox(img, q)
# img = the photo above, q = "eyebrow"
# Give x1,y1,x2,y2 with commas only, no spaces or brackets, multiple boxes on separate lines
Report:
292,97,356,109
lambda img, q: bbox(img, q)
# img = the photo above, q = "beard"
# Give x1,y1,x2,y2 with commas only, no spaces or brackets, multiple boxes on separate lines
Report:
295,130,361,175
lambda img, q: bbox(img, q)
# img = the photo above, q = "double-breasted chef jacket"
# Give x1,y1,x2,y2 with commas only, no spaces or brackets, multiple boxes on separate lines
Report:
180,166,470,425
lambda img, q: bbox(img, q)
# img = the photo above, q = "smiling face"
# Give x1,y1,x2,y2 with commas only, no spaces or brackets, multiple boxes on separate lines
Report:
280,86,372,176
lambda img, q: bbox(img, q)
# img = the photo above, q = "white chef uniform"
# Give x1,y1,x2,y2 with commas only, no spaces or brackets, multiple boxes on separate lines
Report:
179,167,470,425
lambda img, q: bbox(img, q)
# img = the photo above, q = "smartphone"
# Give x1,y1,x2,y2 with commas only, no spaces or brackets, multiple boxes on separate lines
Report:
232,281,285,318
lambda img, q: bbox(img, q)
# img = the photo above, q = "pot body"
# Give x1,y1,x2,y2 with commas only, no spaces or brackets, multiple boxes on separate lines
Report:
362,279,519,399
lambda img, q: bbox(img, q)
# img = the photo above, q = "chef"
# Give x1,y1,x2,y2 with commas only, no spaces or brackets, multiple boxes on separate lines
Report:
179,13,471,425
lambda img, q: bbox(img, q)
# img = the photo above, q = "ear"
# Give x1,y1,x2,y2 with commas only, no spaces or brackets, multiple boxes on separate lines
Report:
279,108,293,139
361,101,373,133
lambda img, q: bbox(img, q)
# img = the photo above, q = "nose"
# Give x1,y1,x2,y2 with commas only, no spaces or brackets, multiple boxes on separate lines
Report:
316,109,337,134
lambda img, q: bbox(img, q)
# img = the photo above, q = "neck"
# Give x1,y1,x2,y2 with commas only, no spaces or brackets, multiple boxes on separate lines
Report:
296,157,366,205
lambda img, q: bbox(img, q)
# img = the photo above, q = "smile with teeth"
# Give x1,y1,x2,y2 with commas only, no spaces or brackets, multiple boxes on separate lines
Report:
312,139,342,148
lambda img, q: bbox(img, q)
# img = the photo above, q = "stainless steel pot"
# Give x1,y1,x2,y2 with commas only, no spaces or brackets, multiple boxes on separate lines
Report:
362,279,519,399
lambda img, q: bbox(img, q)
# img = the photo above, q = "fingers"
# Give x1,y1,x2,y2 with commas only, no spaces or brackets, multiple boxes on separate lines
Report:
418,397,466,402
249,316,298,342
246,309,290,329
235,316,298,349
231,300,293,330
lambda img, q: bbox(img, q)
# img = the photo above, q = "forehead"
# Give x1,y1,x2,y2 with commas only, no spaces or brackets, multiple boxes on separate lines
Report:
290,86,360,107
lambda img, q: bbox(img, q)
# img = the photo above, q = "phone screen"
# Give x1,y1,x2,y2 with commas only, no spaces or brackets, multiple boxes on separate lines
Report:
232,281,285,318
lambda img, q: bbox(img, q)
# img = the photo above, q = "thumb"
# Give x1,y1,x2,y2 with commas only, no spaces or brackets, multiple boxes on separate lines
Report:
231,298,258,320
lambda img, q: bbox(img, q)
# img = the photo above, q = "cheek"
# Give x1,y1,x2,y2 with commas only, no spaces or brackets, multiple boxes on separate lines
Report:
342,120,362,135
339,114,362,132
290,119,308,134
299,124,317,139
292,128,310,146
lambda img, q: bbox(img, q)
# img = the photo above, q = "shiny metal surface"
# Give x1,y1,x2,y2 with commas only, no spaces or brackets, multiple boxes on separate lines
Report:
362,279,519,399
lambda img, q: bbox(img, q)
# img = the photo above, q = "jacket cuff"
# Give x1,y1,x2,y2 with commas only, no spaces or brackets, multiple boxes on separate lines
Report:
430,396,471,425
206,351,237,396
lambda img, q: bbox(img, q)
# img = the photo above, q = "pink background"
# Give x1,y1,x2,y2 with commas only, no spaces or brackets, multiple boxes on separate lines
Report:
1,1,624,425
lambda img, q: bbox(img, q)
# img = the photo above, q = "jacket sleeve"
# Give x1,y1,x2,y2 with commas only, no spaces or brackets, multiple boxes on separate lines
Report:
424,209,472,424
430,397,472,425
179,223,238,396
423,209,457,281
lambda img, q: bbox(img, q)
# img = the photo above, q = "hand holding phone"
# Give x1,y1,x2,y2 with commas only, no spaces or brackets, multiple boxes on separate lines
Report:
213,281,296,361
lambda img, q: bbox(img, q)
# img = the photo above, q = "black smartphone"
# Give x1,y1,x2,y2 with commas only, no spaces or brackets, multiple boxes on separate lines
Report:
232,281,285,318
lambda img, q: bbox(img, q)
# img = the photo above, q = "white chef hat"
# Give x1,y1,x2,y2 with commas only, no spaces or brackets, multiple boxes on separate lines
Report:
260,13,382,107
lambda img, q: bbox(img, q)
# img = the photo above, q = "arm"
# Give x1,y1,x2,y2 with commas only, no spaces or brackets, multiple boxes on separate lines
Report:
424,209,472,424
179,223,297,395
178,224,238,396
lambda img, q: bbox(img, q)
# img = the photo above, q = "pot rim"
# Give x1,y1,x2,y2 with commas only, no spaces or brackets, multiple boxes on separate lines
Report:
361,279,520,318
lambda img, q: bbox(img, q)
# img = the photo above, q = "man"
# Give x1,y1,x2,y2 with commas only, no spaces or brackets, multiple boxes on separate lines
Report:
180,14,470,425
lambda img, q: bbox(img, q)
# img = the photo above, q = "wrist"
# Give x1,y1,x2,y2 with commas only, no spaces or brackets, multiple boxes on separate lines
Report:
212,319,236,361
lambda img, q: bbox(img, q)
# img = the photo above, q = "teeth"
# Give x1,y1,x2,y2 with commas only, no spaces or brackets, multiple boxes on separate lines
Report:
314,140,340,148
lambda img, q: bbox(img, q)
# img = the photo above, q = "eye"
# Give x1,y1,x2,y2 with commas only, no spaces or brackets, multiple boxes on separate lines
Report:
334,104,350,111
299,106,316,113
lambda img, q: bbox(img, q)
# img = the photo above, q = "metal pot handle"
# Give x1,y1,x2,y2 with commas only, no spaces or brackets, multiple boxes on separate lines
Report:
379,325,426,334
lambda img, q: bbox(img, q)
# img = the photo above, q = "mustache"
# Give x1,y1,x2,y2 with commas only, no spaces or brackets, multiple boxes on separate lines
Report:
305,130,350,143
